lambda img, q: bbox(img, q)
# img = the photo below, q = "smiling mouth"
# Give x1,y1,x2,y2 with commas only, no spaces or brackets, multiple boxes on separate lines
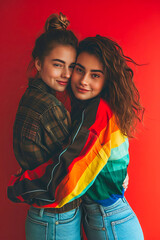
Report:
76,87,90,93
57,80,68,86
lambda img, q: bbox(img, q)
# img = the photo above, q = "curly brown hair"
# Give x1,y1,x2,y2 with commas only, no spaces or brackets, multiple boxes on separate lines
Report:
78,35,144,137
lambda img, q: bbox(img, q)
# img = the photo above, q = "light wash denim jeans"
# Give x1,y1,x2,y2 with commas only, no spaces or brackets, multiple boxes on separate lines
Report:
25,206,82,240
83,197,144,240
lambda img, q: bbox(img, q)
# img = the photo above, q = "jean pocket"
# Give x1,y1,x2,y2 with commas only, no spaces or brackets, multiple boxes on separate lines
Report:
84,211,105,231
111,212,137,240
25,212,48,240
58,207,80,224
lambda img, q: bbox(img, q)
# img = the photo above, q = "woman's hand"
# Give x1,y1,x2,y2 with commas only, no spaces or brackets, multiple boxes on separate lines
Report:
123,173,129,191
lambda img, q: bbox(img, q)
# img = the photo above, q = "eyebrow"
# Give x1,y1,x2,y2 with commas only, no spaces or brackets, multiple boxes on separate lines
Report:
76,63,104,74
52,59,76,66
52,59,65,64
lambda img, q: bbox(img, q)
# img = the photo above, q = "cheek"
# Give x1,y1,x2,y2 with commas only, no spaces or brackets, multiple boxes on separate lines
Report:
71,72,78,84
71,81,76,90
43,66,61,78
49,68,61,77
93,82,104,92
97,79,105,91
41,67,50,77
52,70,61,78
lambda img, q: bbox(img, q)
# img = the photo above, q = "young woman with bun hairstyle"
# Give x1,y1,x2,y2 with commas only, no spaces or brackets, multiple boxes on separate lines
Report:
8,12,83,240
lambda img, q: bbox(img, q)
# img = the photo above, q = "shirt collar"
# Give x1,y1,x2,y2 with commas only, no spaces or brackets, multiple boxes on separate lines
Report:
28,78,56,95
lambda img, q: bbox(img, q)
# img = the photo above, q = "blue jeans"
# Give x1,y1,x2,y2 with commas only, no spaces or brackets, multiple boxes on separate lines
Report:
83,197,144,240
25,206,82,240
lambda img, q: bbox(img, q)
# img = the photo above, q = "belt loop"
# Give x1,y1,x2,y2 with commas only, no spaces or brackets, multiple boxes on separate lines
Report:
39,208,44,218
98,204,108,239
99,204,106,217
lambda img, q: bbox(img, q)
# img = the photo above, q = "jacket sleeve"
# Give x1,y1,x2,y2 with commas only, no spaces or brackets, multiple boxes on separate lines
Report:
13,104,71,170
7,98,112,207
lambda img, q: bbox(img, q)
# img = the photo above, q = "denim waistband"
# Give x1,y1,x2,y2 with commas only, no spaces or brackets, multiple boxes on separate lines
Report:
82,196,127,214
31,198,82,214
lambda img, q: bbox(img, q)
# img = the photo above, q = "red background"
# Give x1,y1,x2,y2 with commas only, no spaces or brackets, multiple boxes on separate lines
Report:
1,0,160,239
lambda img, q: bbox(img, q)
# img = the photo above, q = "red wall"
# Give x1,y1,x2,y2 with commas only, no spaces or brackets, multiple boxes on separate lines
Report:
1,0,160,239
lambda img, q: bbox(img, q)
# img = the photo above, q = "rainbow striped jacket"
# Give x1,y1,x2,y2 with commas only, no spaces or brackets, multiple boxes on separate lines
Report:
7,97,129,208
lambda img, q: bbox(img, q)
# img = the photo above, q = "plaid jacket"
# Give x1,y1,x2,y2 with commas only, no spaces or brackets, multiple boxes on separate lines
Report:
10,78,82,211
13,78,71,170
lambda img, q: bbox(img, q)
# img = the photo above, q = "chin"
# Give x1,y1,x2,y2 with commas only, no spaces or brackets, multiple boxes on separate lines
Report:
57,87,67,92
72,90,87,100
58,89,66,92
76,95,89,101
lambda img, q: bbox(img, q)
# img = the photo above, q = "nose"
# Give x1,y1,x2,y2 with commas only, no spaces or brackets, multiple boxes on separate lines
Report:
80,74,88,86
62,67,71,79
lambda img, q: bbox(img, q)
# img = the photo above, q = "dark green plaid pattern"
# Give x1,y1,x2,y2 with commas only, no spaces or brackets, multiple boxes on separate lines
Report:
13,79,71,170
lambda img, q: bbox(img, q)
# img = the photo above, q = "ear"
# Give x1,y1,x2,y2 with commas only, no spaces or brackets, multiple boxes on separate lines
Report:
35,58,42,72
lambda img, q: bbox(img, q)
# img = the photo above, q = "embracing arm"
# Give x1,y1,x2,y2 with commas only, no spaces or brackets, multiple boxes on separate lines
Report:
7,104,71,202
13,102,71,170
8,98,113,206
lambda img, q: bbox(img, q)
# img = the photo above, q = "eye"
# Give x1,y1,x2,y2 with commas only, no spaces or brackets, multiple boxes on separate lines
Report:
53,63,63,68
92,74,100,78
69,64,75,69
75,67,84,74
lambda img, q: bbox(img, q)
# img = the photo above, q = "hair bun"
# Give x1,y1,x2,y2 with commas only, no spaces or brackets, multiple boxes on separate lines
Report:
45,12,70,32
